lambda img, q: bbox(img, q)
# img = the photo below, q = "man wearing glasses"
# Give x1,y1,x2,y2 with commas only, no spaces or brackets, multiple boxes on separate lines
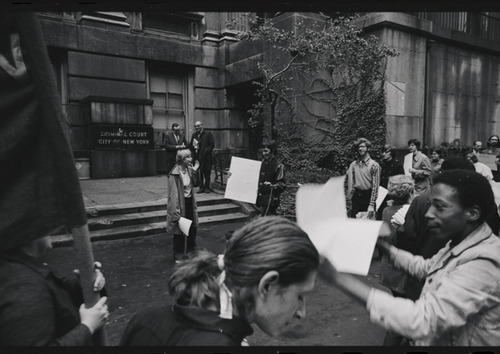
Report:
189,121,215,193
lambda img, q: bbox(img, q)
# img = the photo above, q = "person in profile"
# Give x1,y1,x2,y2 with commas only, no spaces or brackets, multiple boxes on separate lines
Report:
120,216,319,346
323,169,500,346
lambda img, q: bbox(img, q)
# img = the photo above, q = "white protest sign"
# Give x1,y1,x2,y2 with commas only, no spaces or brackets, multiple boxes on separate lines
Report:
307,219,383,275
403,153,413,176
296,176,386,276
477,153,497,171
224,156,262,204
179,217,192,236
376,186,388,211
296,176,347,228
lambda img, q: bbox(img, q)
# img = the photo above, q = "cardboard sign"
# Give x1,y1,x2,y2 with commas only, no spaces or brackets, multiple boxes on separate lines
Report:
477,153,497,171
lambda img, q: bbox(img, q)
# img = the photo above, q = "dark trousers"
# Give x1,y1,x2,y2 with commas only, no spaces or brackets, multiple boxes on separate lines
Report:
200,168,211,190
173,197,197,258
350,188,371,218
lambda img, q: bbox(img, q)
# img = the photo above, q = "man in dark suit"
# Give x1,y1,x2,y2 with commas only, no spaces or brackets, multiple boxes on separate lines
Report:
189,121,214,193
163,123,187,174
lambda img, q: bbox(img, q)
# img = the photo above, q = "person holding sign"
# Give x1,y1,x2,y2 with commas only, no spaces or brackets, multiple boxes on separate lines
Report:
486,135,500,155
472,140,483,154
322,169,500,346
256,139,286,216
121,216,319,346
467,152,493,181
0,236,108,346
166,149,199,263
407,139,432,196
346,138,381,219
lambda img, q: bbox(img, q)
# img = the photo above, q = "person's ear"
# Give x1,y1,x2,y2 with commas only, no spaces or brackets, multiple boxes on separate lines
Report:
258,270,280,297
466,205,481,222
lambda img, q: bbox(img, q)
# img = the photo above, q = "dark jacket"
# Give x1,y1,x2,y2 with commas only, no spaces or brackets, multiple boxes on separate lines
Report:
120,303,253,346
380,158,404,189
163,131,187,174
257,156,286,209
0,250,92,346
189,130,215,171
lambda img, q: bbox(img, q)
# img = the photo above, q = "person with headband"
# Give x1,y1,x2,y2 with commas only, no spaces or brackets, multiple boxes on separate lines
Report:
120,216,320,346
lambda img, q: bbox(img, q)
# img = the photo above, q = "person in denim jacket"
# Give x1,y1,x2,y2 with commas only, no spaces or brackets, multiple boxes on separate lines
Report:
323,169,500,346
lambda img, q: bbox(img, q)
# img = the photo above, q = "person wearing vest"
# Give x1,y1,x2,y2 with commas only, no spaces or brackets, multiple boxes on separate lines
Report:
346,138,381,219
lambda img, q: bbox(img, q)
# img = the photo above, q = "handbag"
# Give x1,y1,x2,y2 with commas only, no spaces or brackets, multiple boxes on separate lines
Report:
191,169,200,187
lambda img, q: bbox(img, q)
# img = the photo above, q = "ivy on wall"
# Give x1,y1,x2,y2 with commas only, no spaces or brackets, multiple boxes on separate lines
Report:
233,13,398,216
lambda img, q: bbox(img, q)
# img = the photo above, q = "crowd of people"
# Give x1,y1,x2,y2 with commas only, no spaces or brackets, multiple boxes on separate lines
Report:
341,135,500,346
2,132,500,347
346,135,500,219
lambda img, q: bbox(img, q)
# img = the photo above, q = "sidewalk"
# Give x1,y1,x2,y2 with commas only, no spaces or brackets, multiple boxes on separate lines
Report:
79,175,169,209
79,175,225,209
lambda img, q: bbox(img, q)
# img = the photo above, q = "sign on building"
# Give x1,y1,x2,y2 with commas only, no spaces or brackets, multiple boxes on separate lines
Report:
92,125,154,149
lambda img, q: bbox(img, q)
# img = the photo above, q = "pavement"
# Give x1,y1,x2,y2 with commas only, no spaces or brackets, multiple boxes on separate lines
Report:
80,175,170,208
79,174,225,208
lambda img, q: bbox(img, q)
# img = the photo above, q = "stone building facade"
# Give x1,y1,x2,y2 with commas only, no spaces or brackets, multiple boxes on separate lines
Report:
37,11,500,178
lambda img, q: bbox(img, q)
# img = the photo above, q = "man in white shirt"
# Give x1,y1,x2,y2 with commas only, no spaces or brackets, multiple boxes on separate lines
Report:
467,152,493,181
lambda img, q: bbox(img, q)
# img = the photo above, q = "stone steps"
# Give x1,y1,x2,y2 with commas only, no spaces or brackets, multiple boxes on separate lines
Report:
51,194,256,247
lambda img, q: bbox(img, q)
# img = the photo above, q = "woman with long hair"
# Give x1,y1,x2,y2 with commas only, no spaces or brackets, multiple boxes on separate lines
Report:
121,216,320,346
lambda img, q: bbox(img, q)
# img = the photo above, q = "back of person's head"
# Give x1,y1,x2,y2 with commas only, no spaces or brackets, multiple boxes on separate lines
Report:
224,216,319,288
433,169,495,225
408,138,421,150
168,249,220,308
354,138,371,149
168,216,319,313
387,175,414,205
440,156,475,171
